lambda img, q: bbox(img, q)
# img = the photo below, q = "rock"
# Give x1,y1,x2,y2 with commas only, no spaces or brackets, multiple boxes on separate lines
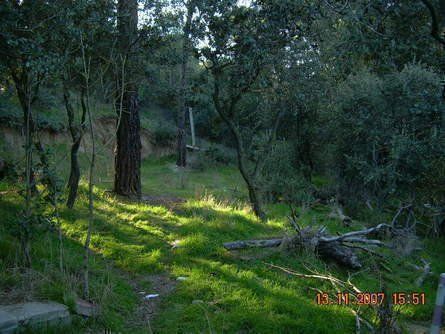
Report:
176,276,188,281
0,310,18,334
0,302,70,332
74,299,99,318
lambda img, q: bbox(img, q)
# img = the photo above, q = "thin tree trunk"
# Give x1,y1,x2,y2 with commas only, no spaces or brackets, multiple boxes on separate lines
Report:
22,85,33,267
16,79,38,196
80,34,95,300
114,0,142,198
239,154,265,221
176,1,193,167
212,77,266,220
63,83,86,208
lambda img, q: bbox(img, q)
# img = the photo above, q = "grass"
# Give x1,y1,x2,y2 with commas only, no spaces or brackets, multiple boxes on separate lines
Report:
1,157,445,333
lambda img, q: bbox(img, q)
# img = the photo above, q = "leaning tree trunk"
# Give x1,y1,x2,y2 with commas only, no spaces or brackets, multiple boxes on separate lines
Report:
176,0,193,167
114,0,142,197
236,137,266,221
211,77,266,220
247,182,265,221
64,83,86,208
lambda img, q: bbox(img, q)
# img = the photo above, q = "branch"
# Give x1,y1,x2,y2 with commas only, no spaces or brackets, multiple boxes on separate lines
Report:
265,262,362,293
320,224,391,243
223,238,283,250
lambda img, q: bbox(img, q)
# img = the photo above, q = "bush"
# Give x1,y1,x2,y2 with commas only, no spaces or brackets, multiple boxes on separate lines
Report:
331,64,444,207
189,144,236,171
260,141,314,205
148,120,176,146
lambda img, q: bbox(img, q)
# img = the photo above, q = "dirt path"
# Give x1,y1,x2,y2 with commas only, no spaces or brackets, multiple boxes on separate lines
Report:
127,273,177,332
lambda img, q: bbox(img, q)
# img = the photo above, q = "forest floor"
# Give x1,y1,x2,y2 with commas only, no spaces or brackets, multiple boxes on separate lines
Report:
1,157,444,333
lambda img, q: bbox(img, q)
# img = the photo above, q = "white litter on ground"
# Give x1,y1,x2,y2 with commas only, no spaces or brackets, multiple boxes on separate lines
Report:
144,294,159,300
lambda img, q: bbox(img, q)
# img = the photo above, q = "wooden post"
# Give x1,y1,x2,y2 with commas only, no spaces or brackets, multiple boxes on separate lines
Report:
189,107,196,147
431,273,445,334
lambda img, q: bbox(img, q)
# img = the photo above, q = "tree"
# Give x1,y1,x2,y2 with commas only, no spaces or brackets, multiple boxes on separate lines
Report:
196,0,304,219
176,0,195,167
0,0,62,265
58,0,115,208
114,0,142,197
331,65,444,208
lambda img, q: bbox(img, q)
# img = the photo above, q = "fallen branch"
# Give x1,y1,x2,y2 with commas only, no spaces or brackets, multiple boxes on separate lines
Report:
223,238,282,250
223,220,391,269
265,262,362,294
415,259,432,287
320,224,391,243
351,309,375,333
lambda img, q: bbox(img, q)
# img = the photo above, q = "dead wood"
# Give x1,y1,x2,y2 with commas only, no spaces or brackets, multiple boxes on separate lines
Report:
223,238,283,250
414,259,432,287
223,218,391,269
265,262,362,293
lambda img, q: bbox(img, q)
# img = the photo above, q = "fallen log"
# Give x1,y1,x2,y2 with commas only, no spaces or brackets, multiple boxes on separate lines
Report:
223,238,282,250
317,240,362,269
224,236,366,269
223,219,391,269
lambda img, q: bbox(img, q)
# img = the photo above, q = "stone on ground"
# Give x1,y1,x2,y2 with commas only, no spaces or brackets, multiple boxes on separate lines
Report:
74,298,99,317
0,310,18,334
0,302,70,332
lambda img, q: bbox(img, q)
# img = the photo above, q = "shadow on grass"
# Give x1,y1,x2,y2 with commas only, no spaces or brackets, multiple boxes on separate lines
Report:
0,195,142,333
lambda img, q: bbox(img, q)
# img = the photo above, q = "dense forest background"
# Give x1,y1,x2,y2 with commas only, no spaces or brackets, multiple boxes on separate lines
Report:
0,0,444,333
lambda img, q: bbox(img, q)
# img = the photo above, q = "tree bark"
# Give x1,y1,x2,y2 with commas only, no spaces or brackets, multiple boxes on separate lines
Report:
176,1,194,167
114,0,142,197
64,83,86,208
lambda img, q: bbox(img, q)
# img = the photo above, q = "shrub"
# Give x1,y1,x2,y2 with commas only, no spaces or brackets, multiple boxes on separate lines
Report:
331,64,444,208
188,144,236,171
148,120,176,146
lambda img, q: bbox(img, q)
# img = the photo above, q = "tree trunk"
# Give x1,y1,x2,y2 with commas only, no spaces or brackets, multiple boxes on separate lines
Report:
235,139,266,220
63,83,86,208
211,77,266,220
80,33,95,300
15,79,38,195
114,0,142,197
67,141,81,208
176,1,193,167
21,82,33,267
247,182,265,220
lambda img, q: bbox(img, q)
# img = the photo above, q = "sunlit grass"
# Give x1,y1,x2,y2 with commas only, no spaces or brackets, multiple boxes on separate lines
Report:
1,158,445,333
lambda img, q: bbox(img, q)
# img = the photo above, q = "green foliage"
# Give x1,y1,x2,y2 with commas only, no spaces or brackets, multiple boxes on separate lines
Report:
1,0,445,332
147,119,177,146
189,144,236,171
260,140,314,205
331,64,444,207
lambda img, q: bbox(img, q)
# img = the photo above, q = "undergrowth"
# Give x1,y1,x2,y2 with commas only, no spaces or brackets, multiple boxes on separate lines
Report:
0,159,444,333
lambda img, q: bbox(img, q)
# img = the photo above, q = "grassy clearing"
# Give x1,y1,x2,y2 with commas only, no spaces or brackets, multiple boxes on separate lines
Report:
1,158,444,333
